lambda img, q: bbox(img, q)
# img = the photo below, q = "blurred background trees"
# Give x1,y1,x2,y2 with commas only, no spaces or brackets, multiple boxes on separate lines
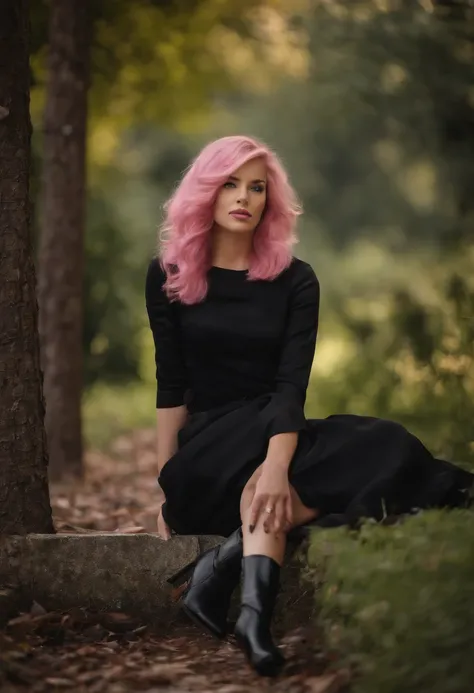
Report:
30,0,474,470
38,0,91,480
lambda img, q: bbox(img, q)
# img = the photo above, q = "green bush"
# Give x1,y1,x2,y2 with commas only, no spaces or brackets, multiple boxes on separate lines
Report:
308,510,474,693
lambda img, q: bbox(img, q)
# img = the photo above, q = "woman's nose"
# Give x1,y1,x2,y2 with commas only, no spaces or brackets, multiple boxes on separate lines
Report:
237,190,248,205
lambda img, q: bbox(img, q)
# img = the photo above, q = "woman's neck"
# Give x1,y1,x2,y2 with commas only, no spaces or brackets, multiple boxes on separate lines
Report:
211,226,252,270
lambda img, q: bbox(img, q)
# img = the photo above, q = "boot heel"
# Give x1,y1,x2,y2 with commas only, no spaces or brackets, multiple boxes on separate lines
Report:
180,528,243,639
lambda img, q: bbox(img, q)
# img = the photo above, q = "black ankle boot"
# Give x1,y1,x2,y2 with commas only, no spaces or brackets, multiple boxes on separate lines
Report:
234,555,285,677
182,528,243,638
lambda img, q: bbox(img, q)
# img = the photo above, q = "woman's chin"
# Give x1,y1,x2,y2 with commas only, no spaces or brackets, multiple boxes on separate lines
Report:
220,221,256,235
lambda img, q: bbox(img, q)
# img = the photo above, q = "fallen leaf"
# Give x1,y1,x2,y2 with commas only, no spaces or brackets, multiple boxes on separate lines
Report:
103,664,125,680
134,662,193,683
171,582,189,603
44,677,75,687
116,526,146,534
305,671,350,693
76,671,102,684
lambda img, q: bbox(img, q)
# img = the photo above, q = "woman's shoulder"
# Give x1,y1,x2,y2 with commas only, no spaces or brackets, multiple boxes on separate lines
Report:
146,256,177,302
286,256,319,289
146,256,178,284
146,256,166,286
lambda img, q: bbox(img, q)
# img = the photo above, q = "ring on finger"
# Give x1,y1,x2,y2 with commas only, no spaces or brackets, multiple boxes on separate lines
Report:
265,506,273,514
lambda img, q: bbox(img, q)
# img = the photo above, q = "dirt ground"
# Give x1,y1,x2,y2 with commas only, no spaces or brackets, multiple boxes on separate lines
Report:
0,429,349,693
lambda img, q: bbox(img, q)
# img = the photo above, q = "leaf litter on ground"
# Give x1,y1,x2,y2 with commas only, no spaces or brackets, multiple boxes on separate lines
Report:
1,428,350,692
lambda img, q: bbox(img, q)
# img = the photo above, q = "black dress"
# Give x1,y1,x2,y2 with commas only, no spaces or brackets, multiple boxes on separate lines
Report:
145,257,472,537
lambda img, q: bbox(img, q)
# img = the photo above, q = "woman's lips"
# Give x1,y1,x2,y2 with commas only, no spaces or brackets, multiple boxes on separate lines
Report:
229,211,252,220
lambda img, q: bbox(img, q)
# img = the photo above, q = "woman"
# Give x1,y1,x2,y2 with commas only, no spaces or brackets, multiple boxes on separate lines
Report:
145,135,472,677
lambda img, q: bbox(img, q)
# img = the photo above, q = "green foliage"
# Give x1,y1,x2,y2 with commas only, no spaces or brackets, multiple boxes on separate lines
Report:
82,325,157,449
232,1,474,249
30,0,287,132
83,379,156,450
305,252,474,467
308,510,474,693
82,129,193,385
84,194,143,385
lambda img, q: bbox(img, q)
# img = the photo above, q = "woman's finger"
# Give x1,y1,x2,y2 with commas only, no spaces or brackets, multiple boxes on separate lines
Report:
285,494,294,528
249,494,265,532
274,496,286,533
261,495,277,533
262,497,273,533
262,496,281,534
272,497,286,533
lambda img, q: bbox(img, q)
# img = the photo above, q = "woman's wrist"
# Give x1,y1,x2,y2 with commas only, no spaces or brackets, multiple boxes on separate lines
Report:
263,431,298,473
262,455,291,475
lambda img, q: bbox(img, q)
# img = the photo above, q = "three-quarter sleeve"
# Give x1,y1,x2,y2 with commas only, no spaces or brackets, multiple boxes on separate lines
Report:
145,258,188,408
267,261,320,437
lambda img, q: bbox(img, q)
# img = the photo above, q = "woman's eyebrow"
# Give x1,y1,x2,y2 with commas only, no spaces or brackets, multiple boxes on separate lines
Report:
228,175,266,184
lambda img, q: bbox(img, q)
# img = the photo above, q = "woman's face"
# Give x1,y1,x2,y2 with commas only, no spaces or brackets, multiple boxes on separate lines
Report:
213,157,267,235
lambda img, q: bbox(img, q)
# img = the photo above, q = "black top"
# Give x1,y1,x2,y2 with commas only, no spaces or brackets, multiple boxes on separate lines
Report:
145,257,320,437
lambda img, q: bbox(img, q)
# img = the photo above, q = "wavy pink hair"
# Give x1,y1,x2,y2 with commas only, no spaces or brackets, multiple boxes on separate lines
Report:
159,135,302,304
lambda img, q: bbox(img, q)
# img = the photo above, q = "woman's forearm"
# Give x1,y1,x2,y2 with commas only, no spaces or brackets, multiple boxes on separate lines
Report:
263,432,299,472
156,405,188,475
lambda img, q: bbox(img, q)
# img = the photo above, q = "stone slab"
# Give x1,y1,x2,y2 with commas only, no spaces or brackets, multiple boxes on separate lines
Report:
0,533,314,629
0,533,221,624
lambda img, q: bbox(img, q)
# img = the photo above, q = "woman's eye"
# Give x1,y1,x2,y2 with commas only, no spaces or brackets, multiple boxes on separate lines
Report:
223,181,265,193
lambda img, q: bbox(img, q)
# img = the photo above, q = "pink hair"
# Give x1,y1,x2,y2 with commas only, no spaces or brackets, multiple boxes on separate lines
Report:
159,135,302,304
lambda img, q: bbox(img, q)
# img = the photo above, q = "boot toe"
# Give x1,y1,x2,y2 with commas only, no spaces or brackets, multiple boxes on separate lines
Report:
254,650,285,677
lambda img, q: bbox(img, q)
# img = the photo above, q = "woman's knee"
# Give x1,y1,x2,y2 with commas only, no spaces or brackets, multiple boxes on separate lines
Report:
241,466,263,499
239,466,265,519
240,483,256,516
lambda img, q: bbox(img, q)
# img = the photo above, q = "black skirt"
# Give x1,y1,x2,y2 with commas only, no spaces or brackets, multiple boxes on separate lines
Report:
159,394,473,537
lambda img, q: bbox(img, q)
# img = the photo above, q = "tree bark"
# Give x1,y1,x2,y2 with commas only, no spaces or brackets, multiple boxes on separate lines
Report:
0,0,54,534
38,0,91,480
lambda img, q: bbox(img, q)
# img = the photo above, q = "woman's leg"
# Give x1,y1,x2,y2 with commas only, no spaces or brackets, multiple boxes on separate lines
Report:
234,469,318,677
240,467,319,561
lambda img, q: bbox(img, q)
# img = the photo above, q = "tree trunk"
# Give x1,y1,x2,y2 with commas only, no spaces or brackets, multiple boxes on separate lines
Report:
38,0,91,480
0,0,54,534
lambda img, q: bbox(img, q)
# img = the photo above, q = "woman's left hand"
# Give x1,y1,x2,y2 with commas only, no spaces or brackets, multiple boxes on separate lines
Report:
248,465,293,534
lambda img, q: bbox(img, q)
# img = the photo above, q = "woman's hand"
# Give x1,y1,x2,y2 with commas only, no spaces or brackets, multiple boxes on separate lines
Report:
157,501,171,540
248,465,293,534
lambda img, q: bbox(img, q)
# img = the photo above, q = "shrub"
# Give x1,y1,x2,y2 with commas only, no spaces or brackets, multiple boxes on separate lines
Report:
308,510,474,693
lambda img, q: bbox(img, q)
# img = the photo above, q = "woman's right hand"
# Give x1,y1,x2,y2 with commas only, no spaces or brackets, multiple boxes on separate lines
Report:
157,501,172,541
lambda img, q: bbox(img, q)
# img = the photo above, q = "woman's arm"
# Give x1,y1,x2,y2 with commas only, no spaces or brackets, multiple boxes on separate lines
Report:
145,258,189,473
265,260,320,446
249,262,320,532
156,405,188,475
